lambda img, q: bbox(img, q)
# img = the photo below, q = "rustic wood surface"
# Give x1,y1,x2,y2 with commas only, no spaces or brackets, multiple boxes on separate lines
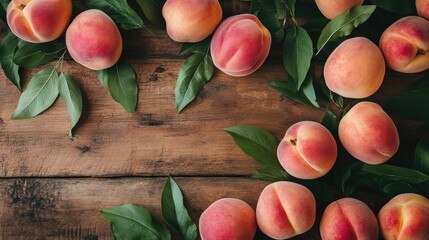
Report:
0,1,428,239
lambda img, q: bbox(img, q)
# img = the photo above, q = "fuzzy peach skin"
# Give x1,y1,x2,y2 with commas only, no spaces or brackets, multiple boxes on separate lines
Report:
378,193,429,240
210,14,271,77
320,198,379,240
162,0,222,43
315,0,364,19
339,101,399,164
7,0,72,43
324,37,385,98
277,121,337,179
199,198,256,240
379,16,429,73
65,9,122,71
417,0,429,20
256,181,316,239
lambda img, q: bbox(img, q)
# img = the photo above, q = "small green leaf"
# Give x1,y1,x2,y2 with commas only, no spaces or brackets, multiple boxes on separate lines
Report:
283,24,313,90
175,52,214,113
0,32,21,91
360,164,429,184
179,37,211,56
83,0,147,31
370,0,417,15
101,204,171,240
59,72,83,139
12,67,59,119
414,139,429,175
224,126,281,168
103,61,138,113
316,5,376,55
252,166,291,182
136,0,166,29
161,177,197,240
13,40,66,68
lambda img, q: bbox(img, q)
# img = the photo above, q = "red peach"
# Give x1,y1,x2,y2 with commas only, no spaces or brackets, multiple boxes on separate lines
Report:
315,0,364,19
277,121,337,179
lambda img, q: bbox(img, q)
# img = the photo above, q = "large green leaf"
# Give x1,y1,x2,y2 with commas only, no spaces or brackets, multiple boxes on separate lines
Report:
414,139,429,175
136,0,166,29
101,204,171,240
175,52,214,113
316,5,376,55
254,1,284,45
13,40,66,68
0,32,21,91
102,60,138,113
83,0,147,30
360,164,429,184
12,67,59,119
252,166,291,182
58,72,83,139
224,126,282,168
283,24,313,90
370,0,417,15
161,177,197,240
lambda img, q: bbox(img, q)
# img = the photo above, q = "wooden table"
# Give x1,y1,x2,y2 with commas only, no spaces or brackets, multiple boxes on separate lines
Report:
0,1,427,239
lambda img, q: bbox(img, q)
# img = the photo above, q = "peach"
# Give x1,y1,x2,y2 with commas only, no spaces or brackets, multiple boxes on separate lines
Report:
65,9,122,71
338,101,400,164
417,0,429,20
256,181,316,239
315,0,364,19
210,14,271,77
162,0,222,43
324,37,385,98
277,121,337,179
379,16,429,73
320,198,379,240
378,193,429,240
199,198,256,240
6,0,72,43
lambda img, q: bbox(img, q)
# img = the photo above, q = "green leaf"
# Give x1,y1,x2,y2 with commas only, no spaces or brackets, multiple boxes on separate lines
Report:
179,37,211,56
360,164,429,184
414,139,429,175
11,67,59,119
384,79,429,121
0,0,9,24
101,204,171,240
256,2,284,45
13,40,66,68
175,52,214,113
316,5,376,55
274,0,296,19
370,0,417,15
319,74,343,109
0,32,21,91
321,109,339,137
252,166,291,182
224,126,281,168
136,0,166,29
83,0,147,30
102,60,138,113
161,177,197,240
58,72,83,139
283,24,313,90
383,182,419,197
97,69,110,88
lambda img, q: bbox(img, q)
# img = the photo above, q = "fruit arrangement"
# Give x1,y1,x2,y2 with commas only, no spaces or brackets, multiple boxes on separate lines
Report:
1,0,429,239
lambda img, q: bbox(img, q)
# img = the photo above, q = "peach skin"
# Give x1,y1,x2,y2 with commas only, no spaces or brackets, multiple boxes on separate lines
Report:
7,0,72,43
379,16,429,73
199,198,256,240
324,37,385,98
378,193,429,240
417,0,429,20
338,101,399,164
210,14,271,77
162,0,222,43
277,121,337,179
320,198,379,240
65,9,122,71
315,0,364,19
256,181,316,239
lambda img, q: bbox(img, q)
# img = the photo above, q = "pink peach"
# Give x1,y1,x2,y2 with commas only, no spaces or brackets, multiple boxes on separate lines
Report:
417,0,429,20
315,0,364,19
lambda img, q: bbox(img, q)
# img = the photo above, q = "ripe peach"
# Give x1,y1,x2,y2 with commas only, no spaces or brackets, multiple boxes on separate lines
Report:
6,0,72,43
417,0,429,20
256,181,316,239
199,198,256,240
378,193,429,240
324,37,385,98
277,121,337,179
320,198,379,240
162,0,222,43
379,16,429,73
65,9,122,71
338,101,400,164
210,14,271,77
315,0,364,19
